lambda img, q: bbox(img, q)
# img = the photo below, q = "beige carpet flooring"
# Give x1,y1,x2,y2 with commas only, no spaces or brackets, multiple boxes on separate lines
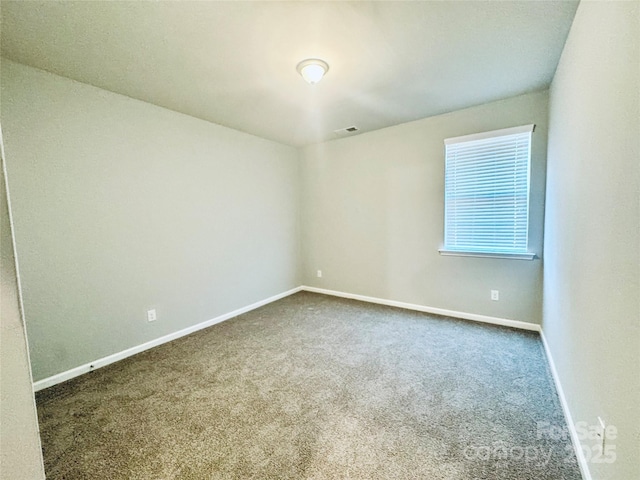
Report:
36,292,582,479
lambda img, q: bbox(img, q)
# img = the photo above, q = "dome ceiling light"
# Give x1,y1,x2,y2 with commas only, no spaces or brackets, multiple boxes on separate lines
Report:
296,58,329,85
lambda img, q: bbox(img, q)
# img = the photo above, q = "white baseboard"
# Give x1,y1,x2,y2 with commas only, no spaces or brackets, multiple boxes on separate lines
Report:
33,285,540,388
34,285,540,392
33,283,588,480
33,286,303,392
540,330,592,480
301,286,541,332
302,286,589,478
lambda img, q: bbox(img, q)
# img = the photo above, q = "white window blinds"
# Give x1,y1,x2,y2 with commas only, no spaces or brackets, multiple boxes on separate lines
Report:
442,124,534,258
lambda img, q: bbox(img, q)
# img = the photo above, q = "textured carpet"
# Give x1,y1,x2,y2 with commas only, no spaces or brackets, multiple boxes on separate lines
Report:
36,292,582,479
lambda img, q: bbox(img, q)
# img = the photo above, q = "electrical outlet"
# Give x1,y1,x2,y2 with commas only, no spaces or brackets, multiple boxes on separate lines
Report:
317,270,322,278
491,290,499,301
147,309,157,322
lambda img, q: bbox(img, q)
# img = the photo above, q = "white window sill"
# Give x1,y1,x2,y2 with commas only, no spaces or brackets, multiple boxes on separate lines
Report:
438,249,537,260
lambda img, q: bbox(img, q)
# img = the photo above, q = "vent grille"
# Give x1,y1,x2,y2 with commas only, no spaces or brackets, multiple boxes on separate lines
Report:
333,126,359,136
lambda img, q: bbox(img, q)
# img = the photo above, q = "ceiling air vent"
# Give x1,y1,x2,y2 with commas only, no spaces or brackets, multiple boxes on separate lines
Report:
333,126,359,137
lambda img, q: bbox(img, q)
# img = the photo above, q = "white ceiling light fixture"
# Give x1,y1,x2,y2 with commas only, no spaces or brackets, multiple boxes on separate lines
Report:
296,58,329,85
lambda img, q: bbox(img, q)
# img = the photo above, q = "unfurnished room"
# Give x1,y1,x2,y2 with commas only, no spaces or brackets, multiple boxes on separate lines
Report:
0,1,638,479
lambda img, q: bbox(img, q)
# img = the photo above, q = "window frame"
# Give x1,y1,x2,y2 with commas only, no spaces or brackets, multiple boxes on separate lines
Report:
439,124,536,260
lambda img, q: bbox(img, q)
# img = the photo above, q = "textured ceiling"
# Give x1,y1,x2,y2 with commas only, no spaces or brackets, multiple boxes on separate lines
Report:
1,1,578,147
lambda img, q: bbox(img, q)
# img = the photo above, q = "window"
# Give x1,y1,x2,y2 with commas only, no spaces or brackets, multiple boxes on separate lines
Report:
440,124,535,260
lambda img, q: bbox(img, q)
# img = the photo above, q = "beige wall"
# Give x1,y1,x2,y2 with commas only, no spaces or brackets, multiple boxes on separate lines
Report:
543,1,640,479
301,91,548,325
5,8,638,476
0,147,45,478
1,60,301,382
